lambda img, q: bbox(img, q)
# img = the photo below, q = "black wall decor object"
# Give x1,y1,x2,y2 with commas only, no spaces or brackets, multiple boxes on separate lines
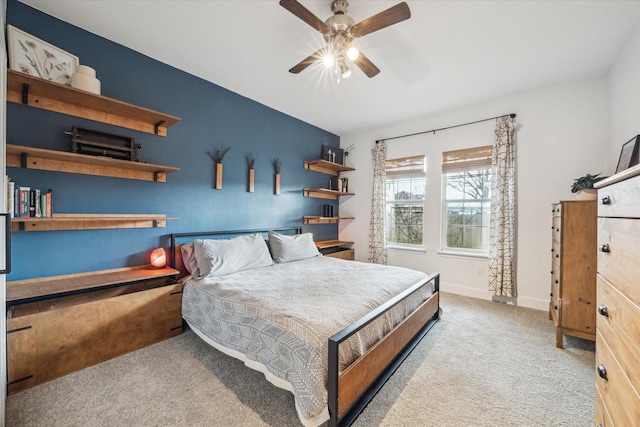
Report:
615,135,640,174
69,127,140,161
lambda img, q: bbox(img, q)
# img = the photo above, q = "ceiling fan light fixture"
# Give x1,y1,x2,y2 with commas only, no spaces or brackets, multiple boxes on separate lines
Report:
322,52,335,68
347,46,359,61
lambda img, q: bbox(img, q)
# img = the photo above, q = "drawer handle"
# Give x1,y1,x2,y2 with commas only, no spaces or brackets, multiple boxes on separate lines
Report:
597,364,608,381
599,244,610,253
597,304,609,317
600,195,611,205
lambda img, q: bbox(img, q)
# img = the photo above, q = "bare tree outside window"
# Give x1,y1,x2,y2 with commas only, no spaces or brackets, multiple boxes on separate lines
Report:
385,156,426,247
443,169,492,251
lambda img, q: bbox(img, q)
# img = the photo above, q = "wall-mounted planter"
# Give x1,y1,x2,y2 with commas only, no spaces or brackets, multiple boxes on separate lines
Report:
248,169,255,192
215,163,223,190
274,173,281,195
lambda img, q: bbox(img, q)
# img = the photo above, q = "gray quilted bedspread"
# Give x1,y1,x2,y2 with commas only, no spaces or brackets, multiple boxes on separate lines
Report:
182,256,434,427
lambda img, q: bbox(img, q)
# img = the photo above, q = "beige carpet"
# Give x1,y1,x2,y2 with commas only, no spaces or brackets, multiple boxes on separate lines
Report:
6,292,595,426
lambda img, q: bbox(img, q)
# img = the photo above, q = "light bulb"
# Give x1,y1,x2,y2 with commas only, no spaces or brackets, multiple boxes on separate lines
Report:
322,53,334,68
347,47,359,61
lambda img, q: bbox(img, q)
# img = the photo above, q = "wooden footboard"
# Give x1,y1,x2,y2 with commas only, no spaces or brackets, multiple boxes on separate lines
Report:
328,272,440,426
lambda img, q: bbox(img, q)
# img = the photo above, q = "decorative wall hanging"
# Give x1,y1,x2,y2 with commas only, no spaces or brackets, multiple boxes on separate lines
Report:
246,153,257,193
208,144,231,190
7,25,79,85
272,158,282,195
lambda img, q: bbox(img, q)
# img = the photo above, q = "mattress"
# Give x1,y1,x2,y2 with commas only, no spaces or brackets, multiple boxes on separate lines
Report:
182,256,434,427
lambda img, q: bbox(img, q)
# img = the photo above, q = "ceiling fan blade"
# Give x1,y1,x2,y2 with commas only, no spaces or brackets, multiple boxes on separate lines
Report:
289,49,324,74
353,51,380,78
279,0,329,34
351,2,411,38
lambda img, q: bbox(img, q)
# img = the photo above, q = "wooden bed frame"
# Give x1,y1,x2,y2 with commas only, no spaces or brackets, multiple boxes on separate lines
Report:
170,228,441,427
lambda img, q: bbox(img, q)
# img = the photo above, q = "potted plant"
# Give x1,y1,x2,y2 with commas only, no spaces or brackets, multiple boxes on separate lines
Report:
571,173,607,200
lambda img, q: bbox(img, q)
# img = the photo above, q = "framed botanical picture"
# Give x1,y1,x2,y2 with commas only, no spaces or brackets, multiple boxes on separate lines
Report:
615,135,640,174
7,25,78,85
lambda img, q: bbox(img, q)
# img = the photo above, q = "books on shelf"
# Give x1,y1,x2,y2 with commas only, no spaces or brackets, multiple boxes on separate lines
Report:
6,176,53,218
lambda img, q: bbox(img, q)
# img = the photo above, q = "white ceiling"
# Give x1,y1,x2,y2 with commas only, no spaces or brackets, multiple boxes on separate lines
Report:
19,0,640,136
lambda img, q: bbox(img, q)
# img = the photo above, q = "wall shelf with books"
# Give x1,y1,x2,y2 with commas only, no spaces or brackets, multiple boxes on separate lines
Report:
7,144,179,182
7,70,180,136
303,216,354,224
12,214,177,232
304,159,355,176
303,188,354,200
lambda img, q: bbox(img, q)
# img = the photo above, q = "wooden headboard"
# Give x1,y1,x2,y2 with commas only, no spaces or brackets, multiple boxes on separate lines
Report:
170,227,302,278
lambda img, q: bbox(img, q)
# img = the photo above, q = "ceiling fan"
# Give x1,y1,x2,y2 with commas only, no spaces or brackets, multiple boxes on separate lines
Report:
279,0,411,79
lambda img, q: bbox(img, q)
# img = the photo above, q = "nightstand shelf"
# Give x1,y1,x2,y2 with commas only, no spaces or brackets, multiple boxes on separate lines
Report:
7,70,180,136
6,266,182,394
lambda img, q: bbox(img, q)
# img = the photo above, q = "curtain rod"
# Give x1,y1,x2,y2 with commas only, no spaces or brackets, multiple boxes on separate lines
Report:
376,113,516,143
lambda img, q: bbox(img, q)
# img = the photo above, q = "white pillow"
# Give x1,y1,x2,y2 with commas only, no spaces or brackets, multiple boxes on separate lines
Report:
193,233,273,277
268,230,321,263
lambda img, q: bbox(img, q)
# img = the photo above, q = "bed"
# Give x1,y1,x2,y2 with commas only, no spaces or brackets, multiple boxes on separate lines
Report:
170,228,440,427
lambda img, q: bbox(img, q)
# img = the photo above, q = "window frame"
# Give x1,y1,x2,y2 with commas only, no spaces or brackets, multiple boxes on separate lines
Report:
440,146,493,258
385,155,426,251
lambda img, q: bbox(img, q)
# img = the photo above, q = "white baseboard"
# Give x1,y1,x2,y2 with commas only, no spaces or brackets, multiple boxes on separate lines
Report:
440,281,548,311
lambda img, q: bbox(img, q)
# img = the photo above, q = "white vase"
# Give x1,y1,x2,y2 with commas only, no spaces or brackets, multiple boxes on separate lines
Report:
71,65,101,95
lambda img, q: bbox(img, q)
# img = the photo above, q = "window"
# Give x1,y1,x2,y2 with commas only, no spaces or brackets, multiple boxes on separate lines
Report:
441,146,492,255
385,156,426,247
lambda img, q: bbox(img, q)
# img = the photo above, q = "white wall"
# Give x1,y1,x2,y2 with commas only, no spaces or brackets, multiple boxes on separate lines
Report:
608,21,640,171
339,76,609,311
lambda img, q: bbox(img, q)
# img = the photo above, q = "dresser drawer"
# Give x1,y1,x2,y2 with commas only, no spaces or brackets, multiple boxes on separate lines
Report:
595,330,640,426
552,215,562,243
550,240,561,288
595,385,614,427
597,275,640,394
598,173,640,218
597,218,640,305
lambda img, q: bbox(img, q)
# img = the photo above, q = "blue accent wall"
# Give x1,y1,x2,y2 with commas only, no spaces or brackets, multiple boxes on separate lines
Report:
6,0,340,280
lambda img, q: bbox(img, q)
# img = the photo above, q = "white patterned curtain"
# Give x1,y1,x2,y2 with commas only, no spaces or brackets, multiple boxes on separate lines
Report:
368,141,387,264
489,116,517,303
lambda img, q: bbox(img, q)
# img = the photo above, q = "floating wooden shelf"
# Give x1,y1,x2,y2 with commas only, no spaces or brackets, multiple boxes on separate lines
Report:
315,239,354,249
7,144,179,182
304,159,355,176
12,214,178,232
7,70,180,136
303,216,354,224
303,188,355,200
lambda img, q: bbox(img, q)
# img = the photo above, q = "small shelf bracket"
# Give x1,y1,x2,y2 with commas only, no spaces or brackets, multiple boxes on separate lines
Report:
154,120,166,135
21,83,29,104
20,152,28,168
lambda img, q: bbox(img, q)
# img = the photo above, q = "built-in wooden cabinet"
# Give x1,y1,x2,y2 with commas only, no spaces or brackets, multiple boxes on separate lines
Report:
6,266,182,394
549,200,597,348
304,159,354,259
6,72,181,231
594,166,640,425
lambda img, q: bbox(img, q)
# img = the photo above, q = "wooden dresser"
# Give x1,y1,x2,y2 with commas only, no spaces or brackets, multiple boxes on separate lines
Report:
594,165,640,425
549,200,597,348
